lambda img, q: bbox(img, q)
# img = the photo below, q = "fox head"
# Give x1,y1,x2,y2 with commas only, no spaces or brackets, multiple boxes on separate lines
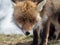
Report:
12,0,46,35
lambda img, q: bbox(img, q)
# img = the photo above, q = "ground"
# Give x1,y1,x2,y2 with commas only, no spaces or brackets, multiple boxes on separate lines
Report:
0,34,60,45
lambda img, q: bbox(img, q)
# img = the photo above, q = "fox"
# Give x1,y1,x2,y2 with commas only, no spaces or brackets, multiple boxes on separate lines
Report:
12,0,60,45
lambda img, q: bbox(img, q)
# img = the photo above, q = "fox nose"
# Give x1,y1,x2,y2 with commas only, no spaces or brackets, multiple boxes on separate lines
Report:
25,32,30,35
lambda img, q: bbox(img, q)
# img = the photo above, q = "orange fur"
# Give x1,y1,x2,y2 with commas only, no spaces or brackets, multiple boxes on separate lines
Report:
13,0,40,31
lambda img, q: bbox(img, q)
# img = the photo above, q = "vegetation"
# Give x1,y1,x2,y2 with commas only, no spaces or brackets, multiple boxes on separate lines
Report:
0,34,60,45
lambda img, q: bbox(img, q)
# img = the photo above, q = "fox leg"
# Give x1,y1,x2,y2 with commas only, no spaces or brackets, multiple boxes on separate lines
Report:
31,29,38,45
40,17,50,45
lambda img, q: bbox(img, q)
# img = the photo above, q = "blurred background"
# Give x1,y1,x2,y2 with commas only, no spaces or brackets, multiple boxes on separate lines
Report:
0,0,25,35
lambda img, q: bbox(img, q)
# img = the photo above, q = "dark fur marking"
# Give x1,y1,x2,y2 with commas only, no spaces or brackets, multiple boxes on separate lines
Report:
12,0,24,3
57,33,60,40
48,23,56,40
31,30,38,45
58,14,60,24
40,23,56,41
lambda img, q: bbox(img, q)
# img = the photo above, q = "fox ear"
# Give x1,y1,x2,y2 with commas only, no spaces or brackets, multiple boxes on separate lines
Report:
12,0,23,5
12,0,21,6
12,0,22,3
37,0,46,11
12,0,16,3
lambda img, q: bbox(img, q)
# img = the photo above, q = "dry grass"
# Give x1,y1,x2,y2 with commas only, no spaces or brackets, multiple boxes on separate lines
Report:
0,34,60,45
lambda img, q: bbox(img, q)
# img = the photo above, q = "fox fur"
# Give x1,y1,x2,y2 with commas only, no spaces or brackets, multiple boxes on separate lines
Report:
12,0,60,45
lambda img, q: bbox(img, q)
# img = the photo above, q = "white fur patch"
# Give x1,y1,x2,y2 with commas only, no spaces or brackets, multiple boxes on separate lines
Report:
36,13,42,21
42,15,48,23
18,24,22,28
33,14,42,30
33,14,48,30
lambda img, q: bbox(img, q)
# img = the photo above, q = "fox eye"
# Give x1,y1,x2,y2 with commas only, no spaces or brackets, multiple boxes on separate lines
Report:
29,19,36,23
22,19,25,21
30,20,33,23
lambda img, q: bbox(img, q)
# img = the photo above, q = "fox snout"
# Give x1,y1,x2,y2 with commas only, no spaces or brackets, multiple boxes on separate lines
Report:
22,29,33,36
23,31,31,36
25,31,30,35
